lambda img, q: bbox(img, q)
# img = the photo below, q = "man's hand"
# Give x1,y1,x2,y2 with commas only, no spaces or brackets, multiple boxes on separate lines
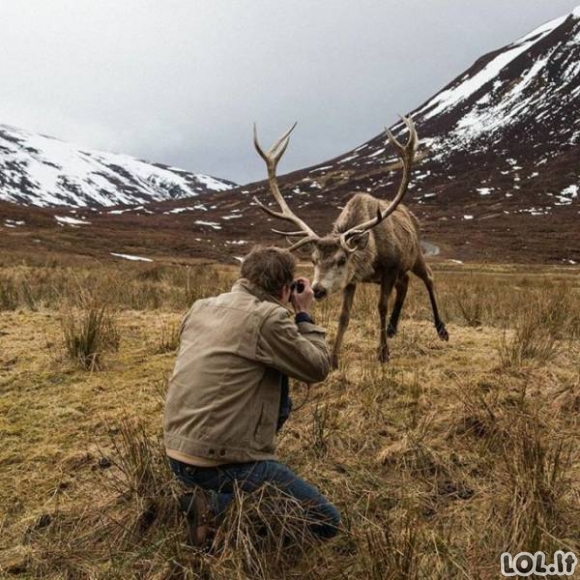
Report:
291,277,314,314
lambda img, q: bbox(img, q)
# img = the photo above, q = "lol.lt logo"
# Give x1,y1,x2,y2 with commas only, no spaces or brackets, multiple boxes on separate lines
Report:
501,551,577,577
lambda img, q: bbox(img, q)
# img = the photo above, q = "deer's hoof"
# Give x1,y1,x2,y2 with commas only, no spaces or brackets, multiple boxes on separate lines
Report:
386,323,397,338
331,355,339,370
436,322,449,341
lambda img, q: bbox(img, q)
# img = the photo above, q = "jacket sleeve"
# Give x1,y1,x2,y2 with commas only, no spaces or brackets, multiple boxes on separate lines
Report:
255,307,331,383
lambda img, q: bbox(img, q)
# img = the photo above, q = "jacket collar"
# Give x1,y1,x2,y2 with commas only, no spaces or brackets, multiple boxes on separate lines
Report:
232,278,291,312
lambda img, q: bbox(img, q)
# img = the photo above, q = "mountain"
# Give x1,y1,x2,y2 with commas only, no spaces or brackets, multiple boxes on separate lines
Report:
1,7,578,265
214,6,578,264
266,6,579,263
328,6,579,210
0,124,236,207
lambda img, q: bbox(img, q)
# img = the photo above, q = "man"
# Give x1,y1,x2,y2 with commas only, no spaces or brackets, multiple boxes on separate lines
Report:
164,245,339,546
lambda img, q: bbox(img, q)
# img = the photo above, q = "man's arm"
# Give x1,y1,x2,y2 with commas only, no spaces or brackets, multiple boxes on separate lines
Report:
255,307,331,383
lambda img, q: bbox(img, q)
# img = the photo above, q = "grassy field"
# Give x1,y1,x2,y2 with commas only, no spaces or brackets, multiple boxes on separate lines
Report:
0,255,579,579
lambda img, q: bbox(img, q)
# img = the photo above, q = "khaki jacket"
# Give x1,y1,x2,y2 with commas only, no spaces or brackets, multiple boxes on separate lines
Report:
164,279,331,463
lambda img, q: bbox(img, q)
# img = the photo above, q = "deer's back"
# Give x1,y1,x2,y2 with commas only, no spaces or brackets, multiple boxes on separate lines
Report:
334,193,422,274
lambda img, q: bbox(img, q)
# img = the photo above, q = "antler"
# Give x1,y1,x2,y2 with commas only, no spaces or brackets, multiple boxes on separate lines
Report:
253,123,320,251
339,116,419,253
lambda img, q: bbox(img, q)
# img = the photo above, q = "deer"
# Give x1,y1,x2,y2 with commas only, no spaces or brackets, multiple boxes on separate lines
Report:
252,117,449,368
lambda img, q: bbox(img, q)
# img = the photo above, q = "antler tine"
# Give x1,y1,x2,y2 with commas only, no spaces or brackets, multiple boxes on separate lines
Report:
271,228,311,237
252,123,319,245
385,116,417,158
253,122,297,168
252,195,287,221
340,116,418,249
287,235,320,252
269,122,298,162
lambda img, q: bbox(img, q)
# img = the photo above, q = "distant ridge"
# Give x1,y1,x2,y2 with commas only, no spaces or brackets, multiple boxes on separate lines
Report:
0,124,236,207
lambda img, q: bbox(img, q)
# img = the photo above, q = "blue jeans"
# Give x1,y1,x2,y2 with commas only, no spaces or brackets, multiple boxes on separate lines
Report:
169,458,340,540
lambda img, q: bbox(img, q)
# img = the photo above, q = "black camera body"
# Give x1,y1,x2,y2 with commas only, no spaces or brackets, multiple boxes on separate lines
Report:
290,281,305,294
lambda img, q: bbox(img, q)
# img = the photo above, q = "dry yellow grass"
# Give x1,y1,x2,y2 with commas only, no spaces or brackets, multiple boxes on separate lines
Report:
0,258,579,579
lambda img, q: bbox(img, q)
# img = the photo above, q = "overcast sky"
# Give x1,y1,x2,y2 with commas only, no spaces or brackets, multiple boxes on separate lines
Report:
0,1,578,184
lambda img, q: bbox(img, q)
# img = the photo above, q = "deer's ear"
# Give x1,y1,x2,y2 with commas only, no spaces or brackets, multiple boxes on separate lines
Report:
351,231,370,251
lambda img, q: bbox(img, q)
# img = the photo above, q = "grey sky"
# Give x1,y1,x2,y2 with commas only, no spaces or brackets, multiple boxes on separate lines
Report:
0,0,578,184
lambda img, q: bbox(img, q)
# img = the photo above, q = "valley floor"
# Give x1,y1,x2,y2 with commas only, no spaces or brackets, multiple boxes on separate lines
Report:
0,260,579,579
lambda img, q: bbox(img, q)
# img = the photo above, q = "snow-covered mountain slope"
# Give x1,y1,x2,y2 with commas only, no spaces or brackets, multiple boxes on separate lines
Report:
195,5,578,264
0,124,236,207
324,6,579,212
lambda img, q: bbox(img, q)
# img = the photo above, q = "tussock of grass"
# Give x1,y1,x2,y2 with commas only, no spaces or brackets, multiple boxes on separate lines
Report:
60,299,120,370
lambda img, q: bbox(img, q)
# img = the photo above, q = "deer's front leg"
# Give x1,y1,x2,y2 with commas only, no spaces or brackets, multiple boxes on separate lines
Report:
378,276,396,363
331,284,356,369
387,273,410,337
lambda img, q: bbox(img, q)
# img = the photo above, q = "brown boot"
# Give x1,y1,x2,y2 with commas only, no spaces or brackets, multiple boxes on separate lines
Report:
179,490,214,548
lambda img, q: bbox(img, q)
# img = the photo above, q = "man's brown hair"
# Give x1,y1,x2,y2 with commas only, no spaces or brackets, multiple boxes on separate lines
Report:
241,245,296,296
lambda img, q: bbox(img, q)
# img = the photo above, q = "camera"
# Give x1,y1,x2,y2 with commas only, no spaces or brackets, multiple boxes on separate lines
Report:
290,281,305,294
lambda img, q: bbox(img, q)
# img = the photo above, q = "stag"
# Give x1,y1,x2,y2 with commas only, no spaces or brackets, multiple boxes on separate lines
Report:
253,117,449,367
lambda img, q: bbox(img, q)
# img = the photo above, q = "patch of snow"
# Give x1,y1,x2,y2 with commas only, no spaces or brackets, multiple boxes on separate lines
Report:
561,184,578,199
110,253,153,262
477,188,493,196
463,215,474,220
164,204,207,214
195,220,222,230
55,215,90,225
368,148,386,158
195,174,233,192
519,207,551,215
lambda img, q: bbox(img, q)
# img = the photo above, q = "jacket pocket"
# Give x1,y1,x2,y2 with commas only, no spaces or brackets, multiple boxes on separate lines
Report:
253,403,265,440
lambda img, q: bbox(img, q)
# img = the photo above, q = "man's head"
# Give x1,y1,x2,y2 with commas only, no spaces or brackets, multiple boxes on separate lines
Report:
241,245,296,298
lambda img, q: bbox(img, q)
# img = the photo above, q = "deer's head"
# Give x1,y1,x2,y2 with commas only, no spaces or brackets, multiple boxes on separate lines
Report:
252,118,417,300
301,235,367,299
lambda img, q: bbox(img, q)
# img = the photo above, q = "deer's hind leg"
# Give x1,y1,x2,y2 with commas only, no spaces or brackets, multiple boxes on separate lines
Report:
378,275,397,363
386,273,410,338
412,256,449,341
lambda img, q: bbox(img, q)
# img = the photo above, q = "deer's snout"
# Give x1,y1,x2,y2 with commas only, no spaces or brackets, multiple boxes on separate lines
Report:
313,284,327,300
